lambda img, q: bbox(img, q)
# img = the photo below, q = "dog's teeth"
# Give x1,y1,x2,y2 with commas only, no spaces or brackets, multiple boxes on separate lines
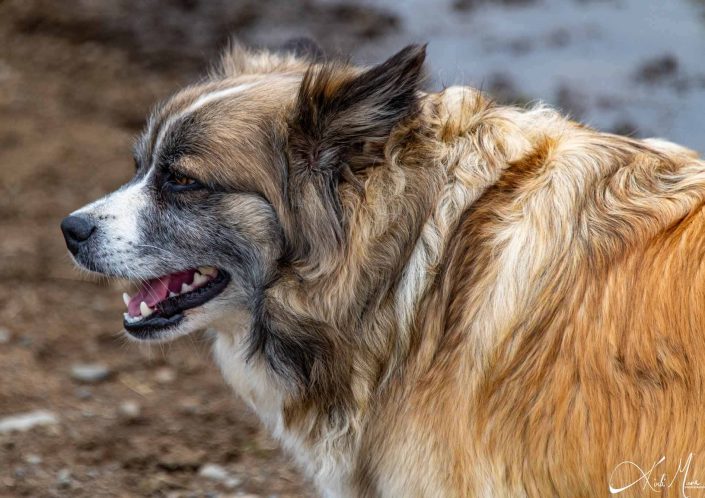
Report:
169,291,177,298
122,292,130,307
199,266,216,277
181,283,193,294
140,301,153,317
193,272,208,287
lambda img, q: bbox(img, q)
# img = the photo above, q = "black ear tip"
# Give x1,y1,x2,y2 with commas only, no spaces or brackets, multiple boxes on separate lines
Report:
389,43,428,70
281,37,325,61
403,43,427,58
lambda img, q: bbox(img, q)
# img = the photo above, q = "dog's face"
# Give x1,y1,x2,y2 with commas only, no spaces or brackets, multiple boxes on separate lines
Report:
61,43,426,342
62,75,297,341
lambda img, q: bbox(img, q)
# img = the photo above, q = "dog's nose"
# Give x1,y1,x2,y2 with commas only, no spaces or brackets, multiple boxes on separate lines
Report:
61,215,96,255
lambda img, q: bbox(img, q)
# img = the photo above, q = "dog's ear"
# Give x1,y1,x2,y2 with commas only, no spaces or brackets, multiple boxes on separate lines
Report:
286,44,426,269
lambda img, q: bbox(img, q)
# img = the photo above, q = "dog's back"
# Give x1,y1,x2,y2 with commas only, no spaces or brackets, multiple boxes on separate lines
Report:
352,87,705,496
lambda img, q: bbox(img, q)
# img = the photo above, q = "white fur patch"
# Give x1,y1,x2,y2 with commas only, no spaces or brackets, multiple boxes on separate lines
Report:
72,172,151,262
151,83,257,167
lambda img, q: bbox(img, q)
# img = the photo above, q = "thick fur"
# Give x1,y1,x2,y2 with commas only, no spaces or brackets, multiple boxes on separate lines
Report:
68,41,705,497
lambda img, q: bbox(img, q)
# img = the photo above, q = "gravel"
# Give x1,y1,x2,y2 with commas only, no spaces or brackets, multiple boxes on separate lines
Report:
118,400,141,420
57,468,72,488
0,410,59,433
154,366,176,384
0,327,11,344
70,363,111,383
198,463,242,489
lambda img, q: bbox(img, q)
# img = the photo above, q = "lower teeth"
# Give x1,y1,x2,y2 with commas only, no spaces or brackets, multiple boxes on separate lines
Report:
122,267,218,324
124,313,143,324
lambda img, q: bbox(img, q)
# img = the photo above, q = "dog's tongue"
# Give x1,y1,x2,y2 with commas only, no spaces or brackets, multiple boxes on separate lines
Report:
127,269,196,317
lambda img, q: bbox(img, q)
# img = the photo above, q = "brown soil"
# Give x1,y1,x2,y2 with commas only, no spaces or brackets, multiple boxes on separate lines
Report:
0,1,399,496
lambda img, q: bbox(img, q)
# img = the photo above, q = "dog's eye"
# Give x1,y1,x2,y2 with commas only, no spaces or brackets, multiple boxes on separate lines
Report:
166,170,202,191
173,172,195,186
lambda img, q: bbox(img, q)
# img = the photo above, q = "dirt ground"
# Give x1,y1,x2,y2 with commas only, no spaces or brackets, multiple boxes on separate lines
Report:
0,1,401,496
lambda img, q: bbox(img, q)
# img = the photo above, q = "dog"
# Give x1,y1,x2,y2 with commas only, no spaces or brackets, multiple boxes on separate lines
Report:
62,40,705,497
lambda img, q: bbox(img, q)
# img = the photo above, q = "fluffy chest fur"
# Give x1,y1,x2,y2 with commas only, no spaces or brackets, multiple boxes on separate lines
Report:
212,320,356,497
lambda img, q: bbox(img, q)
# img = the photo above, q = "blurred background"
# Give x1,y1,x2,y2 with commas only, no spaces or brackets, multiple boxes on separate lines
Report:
0,0,703,496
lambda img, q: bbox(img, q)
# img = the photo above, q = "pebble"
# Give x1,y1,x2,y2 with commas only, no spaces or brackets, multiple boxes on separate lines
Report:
57,468,72,488
118,400,141,420
225,477,242,489
75,387,93,400
25,454,42,465
71,363,111,383
154,367,176,384
0,327,11,344
0,411,59,433
158,446,206,471
178,397,201,415
198,463,242,489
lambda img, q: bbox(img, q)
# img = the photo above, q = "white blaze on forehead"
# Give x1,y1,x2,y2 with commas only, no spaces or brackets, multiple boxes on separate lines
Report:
151,82,257,166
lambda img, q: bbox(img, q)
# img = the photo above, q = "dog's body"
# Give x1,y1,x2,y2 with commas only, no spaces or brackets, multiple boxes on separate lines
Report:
62,43,705,497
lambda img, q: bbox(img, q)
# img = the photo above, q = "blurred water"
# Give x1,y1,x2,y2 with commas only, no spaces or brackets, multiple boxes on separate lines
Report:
351,0,705,151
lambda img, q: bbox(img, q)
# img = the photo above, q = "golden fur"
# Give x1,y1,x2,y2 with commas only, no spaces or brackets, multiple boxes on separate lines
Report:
145,43,705,496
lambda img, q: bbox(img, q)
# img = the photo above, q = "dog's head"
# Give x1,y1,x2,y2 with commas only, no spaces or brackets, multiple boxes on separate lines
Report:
61,41,426,342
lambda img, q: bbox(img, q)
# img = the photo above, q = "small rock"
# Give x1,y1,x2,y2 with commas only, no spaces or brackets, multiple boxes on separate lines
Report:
199,463,241,489
118,400,141,420
178,396,201,415
0,327,11,344
154,367,176,384
225,477,243,489
57,468,72,488
199,463,229,481
71,363,111,383
25,454,42,465
75,387,93,400
0,411,59,433
158,446,205,471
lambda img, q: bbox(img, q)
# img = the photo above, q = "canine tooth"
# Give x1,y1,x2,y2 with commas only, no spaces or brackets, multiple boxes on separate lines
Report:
169,291,177,298
193,272,208,286
140,301,153,317
122,293,130,307
199,266,216,277
181,283,193,294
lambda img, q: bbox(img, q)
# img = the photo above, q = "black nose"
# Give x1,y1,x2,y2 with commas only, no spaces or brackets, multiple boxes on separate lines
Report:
61,215,96,255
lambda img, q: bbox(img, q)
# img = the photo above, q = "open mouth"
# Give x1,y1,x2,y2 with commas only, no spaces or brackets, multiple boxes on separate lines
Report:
122,266,230,338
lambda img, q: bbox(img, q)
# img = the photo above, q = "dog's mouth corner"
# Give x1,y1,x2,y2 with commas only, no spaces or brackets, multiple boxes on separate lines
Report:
122,266,230,339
